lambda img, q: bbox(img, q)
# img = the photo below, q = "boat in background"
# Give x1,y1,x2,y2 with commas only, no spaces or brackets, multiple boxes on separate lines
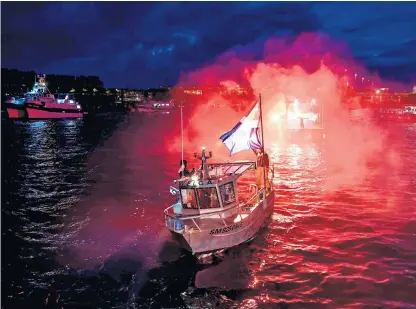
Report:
4,74,49,119
270,97,326,140
375,105,416,123
24,75,83,119
136,100,175,114
151,100,175,110
404,106,416,122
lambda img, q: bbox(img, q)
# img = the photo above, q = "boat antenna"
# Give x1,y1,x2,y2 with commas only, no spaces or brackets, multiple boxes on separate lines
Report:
259,93,267,208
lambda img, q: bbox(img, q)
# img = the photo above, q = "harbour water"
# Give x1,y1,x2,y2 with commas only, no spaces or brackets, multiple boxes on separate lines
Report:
2,111,416,308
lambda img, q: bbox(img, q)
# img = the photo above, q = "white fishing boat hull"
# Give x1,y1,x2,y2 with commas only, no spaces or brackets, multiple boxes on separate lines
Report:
170,190,275,255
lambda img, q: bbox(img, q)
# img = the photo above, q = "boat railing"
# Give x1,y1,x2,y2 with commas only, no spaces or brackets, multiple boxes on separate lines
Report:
164,187,267,233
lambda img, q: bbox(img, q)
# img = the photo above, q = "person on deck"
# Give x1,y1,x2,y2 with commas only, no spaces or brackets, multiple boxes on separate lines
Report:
172,197,184,230
178,160,195,179
178,160,190,178
254,148,272,193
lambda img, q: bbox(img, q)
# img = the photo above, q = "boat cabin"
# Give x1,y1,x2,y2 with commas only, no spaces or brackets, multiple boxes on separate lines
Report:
34,93,56,102
177,161,256,216
57,93,76,104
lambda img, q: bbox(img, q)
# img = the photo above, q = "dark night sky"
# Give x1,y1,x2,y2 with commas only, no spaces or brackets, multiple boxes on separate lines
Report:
1,1,416,88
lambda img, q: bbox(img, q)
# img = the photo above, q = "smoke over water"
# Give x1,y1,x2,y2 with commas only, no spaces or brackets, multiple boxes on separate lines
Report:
58,33,408,294
59,115,181,273
169,32,406,192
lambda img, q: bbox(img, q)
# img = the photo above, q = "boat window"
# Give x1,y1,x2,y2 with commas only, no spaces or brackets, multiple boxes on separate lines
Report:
196,187,220,209
180,189,198,209
219,182,236,206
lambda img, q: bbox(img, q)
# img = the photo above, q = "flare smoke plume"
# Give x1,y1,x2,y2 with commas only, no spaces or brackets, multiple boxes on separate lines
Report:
167,32,405,192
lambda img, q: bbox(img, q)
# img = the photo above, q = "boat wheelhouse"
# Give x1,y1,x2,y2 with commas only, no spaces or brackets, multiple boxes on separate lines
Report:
4,74,49,119
164,149,275,255
56,93,78,105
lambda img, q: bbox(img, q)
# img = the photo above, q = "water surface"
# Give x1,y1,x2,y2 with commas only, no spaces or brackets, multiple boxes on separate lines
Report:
2,112,416,308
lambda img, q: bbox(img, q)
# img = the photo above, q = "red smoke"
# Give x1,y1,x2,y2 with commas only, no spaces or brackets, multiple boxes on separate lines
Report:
167,32,406,192
58,32,408,272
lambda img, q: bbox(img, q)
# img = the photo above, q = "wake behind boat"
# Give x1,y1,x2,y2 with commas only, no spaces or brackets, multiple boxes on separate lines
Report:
164,95,275,255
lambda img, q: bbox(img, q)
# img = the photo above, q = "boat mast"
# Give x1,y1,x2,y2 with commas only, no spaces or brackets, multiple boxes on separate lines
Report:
180,102,184,164
258,93,267,208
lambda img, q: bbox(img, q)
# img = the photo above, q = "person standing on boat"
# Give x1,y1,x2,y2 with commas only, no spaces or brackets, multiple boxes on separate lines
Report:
178,160,195,179
300,117,305,129
172,197,184,230
254,148,271,193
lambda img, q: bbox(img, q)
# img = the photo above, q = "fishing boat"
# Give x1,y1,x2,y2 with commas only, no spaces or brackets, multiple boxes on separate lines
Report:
375,105,416,123
136,100,175,113
403,106,416,122
24,75,83,119
151,100,175,110
164,95,275,255
283,97,325,140
4,74,49,119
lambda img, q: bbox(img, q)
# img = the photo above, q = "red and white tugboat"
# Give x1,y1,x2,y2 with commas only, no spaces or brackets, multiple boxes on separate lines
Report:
24,75,83,119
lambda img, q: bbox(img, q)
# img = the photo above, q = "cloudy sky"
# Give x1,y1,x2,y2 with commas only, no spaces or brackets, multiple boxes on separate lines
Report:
1,1,415,88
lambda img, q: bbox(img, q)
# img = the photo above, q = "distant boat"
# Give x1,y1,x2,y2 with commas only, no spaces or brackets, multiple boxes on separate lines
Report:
151,100,175,110
375,105,416,123
136,100,175,113
269,97,326,140
24,75,83,119
4,74,49,119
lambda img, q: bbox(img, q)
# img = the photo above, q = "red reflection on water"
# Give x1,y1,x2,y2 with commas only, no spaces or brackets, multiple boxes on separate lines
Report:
59,32,412,295
163,33,414,307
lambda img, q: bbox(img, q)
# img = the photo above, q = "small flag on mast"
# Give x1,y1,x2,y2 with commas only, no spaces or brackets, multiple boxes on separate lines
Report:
219,102,262,156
